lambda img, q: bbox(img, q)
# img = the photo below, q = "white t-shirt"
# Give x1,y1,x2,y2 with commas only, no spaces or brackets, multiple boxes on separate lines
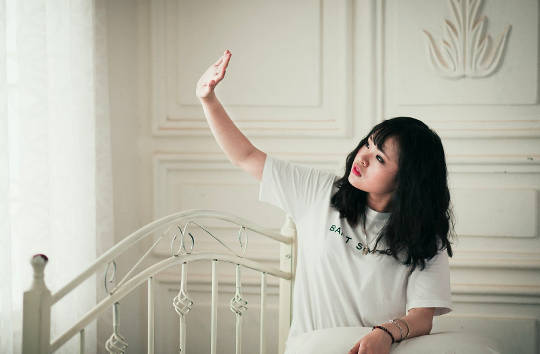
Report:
259,155,452,342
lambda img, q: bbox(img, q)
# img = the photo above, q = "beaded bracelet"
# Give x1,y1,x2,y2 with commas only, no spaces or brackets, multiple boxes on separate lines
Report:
372,325,395,344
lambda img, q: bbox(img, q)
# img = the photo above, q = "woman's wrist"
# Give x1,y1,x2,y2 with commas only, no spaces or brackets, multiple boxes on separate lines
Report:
198,91,218,104
392,318,410,340
372,325,395,344
380,322,402,342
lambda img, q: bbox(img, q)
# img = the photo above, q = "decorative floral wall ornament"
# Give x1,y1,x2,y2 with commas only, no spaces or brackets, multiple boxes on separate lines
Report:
423,0,511,78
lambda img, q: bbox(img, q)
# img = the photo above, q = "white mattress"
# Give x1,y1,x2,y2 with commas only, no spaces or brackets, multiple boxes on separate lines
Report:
285,326,502,354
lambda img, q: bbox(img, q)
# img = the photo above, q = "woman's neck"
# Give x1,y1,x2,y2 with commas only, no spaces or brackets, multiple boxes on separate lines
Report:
367,193,393,213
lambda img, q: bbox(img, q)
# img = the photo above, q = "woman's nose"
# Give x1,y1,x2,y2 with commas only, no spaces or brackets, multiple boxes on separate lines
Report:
359,155,368,167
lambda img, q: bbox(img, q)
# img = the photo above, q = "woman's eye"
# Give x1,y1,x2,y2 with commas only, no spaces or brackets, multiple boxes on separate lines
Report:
366,142,370,148
376,155,384,163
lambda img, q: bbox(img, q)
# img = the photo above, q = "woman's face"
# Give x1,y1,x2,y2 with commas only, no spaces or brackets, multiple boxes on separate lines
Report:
348,135,400,207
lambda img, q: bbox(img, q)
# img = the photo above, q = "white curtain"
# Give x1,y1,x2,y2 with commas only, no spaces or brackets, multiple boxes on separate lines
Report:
0,0,114,353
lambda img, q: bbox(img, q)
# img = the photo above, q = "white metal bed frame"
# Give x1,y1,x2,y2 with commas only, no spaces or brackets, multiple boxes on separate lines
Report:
22,209,297,354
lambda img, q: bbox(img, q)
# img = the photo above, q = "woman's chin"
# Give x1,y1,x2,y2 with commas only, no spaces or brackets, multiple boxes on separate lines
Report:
348,175,363,190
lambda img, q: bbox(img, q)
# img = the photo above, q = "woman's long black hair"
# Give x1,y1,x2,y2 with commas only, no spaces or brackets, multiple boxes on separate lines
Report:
330,117,454,273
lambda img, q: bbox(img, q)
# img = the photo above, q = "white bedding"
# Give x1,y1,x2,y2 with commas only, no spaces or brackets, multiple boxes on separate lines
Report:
285,326,502,354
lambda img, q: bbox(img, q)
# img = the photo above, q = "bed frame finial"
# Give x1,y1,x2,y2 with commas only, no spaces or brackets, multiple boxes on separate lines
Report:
22,254,52,354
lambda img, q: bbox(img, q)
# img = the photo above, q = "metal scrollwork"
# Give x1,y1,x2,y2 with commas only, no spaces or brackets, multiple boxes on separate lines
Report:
104,261,117,295
170,224,195,257
105,302,128,354
237,226,248,257
170,220,250,258
173,263,194,317
173,263,193,353
173,286,194,317
230,293,248,316
229,265,248,316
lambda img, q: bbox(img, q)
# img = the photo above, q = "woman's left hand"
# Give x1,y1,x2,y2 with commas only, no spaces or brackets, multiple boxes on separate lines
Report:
347,329,392,354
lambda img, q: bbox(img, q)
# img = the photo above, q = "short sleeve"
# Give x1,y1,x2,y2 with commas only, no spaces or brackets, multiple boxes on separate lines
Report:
259,155,335,223
406,250,453,316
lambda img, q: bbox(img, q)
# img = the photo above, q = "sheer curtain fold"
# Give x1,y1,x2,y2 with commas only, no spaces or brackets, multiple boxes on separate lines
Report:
1,0,13,353
1,0,114,353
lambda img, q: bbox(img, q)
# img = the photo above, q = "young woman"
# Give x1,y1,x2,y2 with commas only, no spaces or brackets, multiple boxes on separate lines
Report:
197,50,454,354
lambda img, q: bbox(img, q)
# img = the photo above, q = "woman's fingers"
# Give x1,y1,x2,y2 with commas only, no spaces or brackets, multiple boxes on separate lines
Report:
215,52,231,78
213,50,231,67
213,51,231,82
222,50,231,68
348,340,361,354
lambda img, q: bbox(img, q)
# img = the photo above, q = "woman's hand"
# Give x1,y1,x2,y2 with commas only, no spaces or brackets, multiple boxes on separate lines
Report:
348,329,392,354
196,50,232,99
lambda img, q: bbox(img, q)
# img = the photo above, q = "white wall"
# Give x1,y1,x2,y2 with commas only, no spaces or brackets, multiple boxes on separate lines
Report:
106,0,540,353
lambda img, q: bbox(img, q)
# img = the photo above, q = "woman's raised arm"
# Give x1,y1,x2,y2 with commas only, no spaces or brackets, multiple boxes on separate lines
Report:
196,50,266,181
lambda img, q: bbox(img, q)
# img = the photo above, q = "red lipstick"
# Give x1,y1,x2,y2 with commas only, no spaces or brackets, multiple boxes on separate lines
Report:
352,164,362,176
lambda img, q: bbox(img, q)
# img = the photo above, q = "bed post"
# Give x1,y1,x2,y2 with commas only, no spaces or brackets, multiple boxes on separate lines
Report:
278,215,296,354
22,254,51,354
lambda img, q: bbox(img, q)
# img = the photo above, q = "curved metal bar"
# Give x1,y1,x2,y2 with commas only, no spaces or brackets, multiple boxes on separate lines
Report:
52,209,292,305
50,252,292,352
110,236,163,295
184,220,243,257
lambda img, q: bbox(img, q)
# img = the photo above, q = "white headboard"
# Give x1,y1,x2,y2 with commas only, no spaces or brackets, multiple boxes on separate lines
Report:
22,210,296,354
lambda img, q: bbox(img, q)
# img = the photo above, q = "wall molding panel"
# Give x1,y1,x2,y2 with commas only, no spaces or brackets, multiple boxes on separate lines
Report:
451,250,540,270
447,154,540,173
150,0,354,137
452,187,537,238
153,153,340,217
